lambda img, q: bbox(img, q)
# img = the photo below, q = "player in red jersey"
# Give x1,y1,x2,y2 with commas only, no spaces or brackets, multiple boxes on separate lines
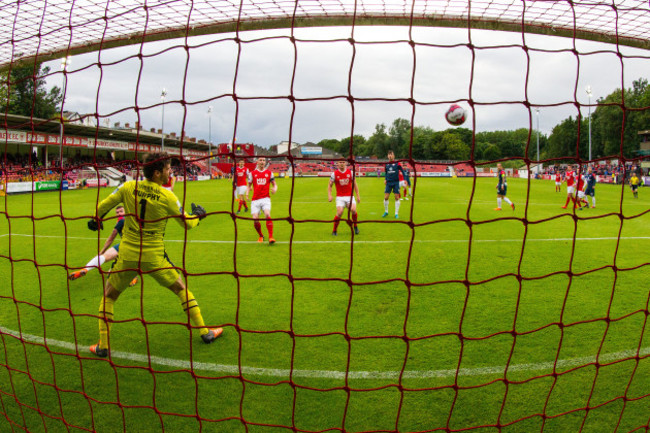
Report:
555,171,562,192
575,169,589,209
398,169,411,200
234,160,249,214
246,157,278,244
327,160,361,236
562,165,579,209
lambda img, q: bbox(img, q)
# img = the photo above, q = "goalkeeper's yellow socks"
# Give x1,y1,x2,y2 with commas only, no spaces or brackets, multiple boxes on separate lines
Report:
98,296,115,350
177,289,209,336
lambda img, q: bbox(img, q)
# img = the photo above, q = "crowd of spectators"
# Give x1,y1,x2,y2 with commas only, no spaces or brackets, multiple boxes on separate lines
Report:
1,152,208,184
541,163,646,177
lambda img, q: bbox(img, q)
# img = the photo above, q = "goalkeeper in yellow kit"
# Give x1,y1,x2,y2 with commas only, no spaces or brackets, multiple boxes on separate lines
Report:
87,153,222,357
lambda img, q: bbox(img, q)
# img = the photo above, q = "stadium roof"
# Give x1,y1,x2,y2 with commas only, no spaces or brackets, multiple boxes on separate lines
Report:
1,0,649,69
1,113,210,151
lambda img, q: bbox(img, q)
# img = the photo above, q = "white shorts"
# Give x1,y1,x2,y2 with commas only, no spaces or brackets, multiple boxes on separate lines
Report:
335,196,356,209
235,185,247,196
577,190,585,199
555,181,561,186
567,186,575,194
399,181,408,189
251,197,271,215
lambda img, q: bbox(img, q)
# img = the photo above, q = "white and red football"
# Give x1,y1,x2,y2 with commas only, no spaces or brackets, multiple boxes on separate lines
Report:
445,104,467,126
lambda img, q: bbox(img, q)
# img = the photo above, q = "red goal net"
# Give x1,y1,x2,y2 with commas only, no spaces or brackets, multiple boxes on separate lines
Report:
1,1,650,432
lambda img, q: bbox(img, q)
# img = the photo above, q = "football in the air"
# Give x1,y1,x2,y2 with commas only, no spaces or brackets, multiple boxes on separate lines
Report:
445,104,467,126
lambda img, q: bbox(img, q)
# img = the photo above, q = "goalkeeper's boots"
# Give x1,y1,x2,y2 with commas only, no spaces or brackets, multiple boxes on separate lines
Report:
494,207,502,211
201,328,223,344
354,226,360,235
89,343,108,358
511,203,515,211
69,268,88,281
257,236,264,243
269,238,276,245
395,214,399,219
332,231,337,236
382,212,388,218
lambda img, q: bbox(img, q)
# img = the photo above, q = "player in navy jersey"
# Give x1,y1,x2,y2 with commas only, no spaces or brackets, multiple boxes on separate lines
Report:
383,151,409,218
584,167,597,208
495,163,515,211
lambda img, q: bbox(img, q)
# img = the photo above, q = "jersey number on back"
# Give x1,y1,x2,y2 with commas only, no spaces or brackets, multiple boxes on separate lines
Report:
139,199,147,228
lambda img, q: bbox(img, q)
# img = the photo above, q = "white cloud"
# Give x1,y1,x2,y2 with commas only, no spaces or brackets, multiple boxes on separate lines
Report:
47,26,650,148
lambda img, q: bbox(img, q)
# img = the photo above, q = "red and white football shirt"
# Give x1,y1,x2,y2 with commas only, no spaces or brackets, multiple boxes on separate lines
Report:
235,166,249,187
249,169,274,200
330,169,354,197
565,171,575,187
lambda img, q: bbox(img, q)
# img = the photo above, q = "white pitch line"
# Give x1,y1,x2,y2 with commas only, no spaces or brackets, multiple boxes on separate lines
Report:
0,325,647,379
1,233,650,245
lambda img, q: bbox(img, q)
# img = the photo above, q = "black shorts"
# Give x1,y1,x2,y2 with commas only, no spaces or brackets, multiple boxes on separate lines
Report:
497,186,507,196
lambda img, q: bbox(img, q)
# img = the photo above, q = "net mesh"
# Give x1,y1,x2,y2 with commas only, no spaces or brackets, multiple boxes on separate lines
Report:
2,0,650,66
2,0,650,432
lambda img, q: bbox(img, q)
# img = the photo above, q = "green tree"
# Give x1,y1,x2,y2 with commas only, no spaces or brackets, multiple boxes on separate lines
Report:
411,126,435,160
5,62,62,118
366,123,390,157
583,77,650,159
338,135,366,157
317,138,340,153
388,118,411,158
482,143,502,161
444,133,471,160
546,116,580,160
0,71,13,109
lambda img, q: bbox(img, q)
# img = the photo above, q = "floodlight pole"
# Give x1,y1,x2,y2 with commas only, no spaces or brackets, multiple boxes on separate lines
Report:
161,88,167,151
535,108,540,172
586,85,593,162
59,56,72,170
208,106,213,179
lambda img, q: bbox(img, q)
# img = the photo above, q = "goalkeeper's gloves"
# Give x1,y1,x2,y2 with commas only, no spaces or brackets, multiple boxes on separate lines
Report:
87,218,103,231
190,203,207,220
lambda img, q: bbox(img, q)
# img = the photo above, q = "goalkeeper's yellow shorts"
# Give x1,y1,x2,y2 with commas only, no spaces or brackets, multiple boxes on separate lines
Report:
108,252,179,291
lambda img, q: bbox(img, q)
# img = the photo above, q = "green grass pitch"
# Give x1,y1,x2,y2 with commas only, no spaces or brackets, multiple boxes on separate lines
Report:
1,175,649,433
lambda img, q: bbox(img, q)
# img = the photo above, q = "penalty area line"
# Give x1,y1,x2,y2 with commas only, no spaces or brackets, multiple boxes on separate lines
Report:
0,325,647,380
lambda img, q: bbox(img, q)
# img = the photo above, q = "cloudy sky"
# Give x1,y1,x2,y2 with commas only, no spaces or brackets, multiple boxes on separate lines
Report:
45,25,650,148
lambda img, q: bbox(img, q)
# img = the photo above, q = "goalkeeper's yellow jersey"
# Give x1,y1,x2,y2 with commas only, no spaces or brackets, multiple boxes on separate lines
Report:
96,179,199,262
